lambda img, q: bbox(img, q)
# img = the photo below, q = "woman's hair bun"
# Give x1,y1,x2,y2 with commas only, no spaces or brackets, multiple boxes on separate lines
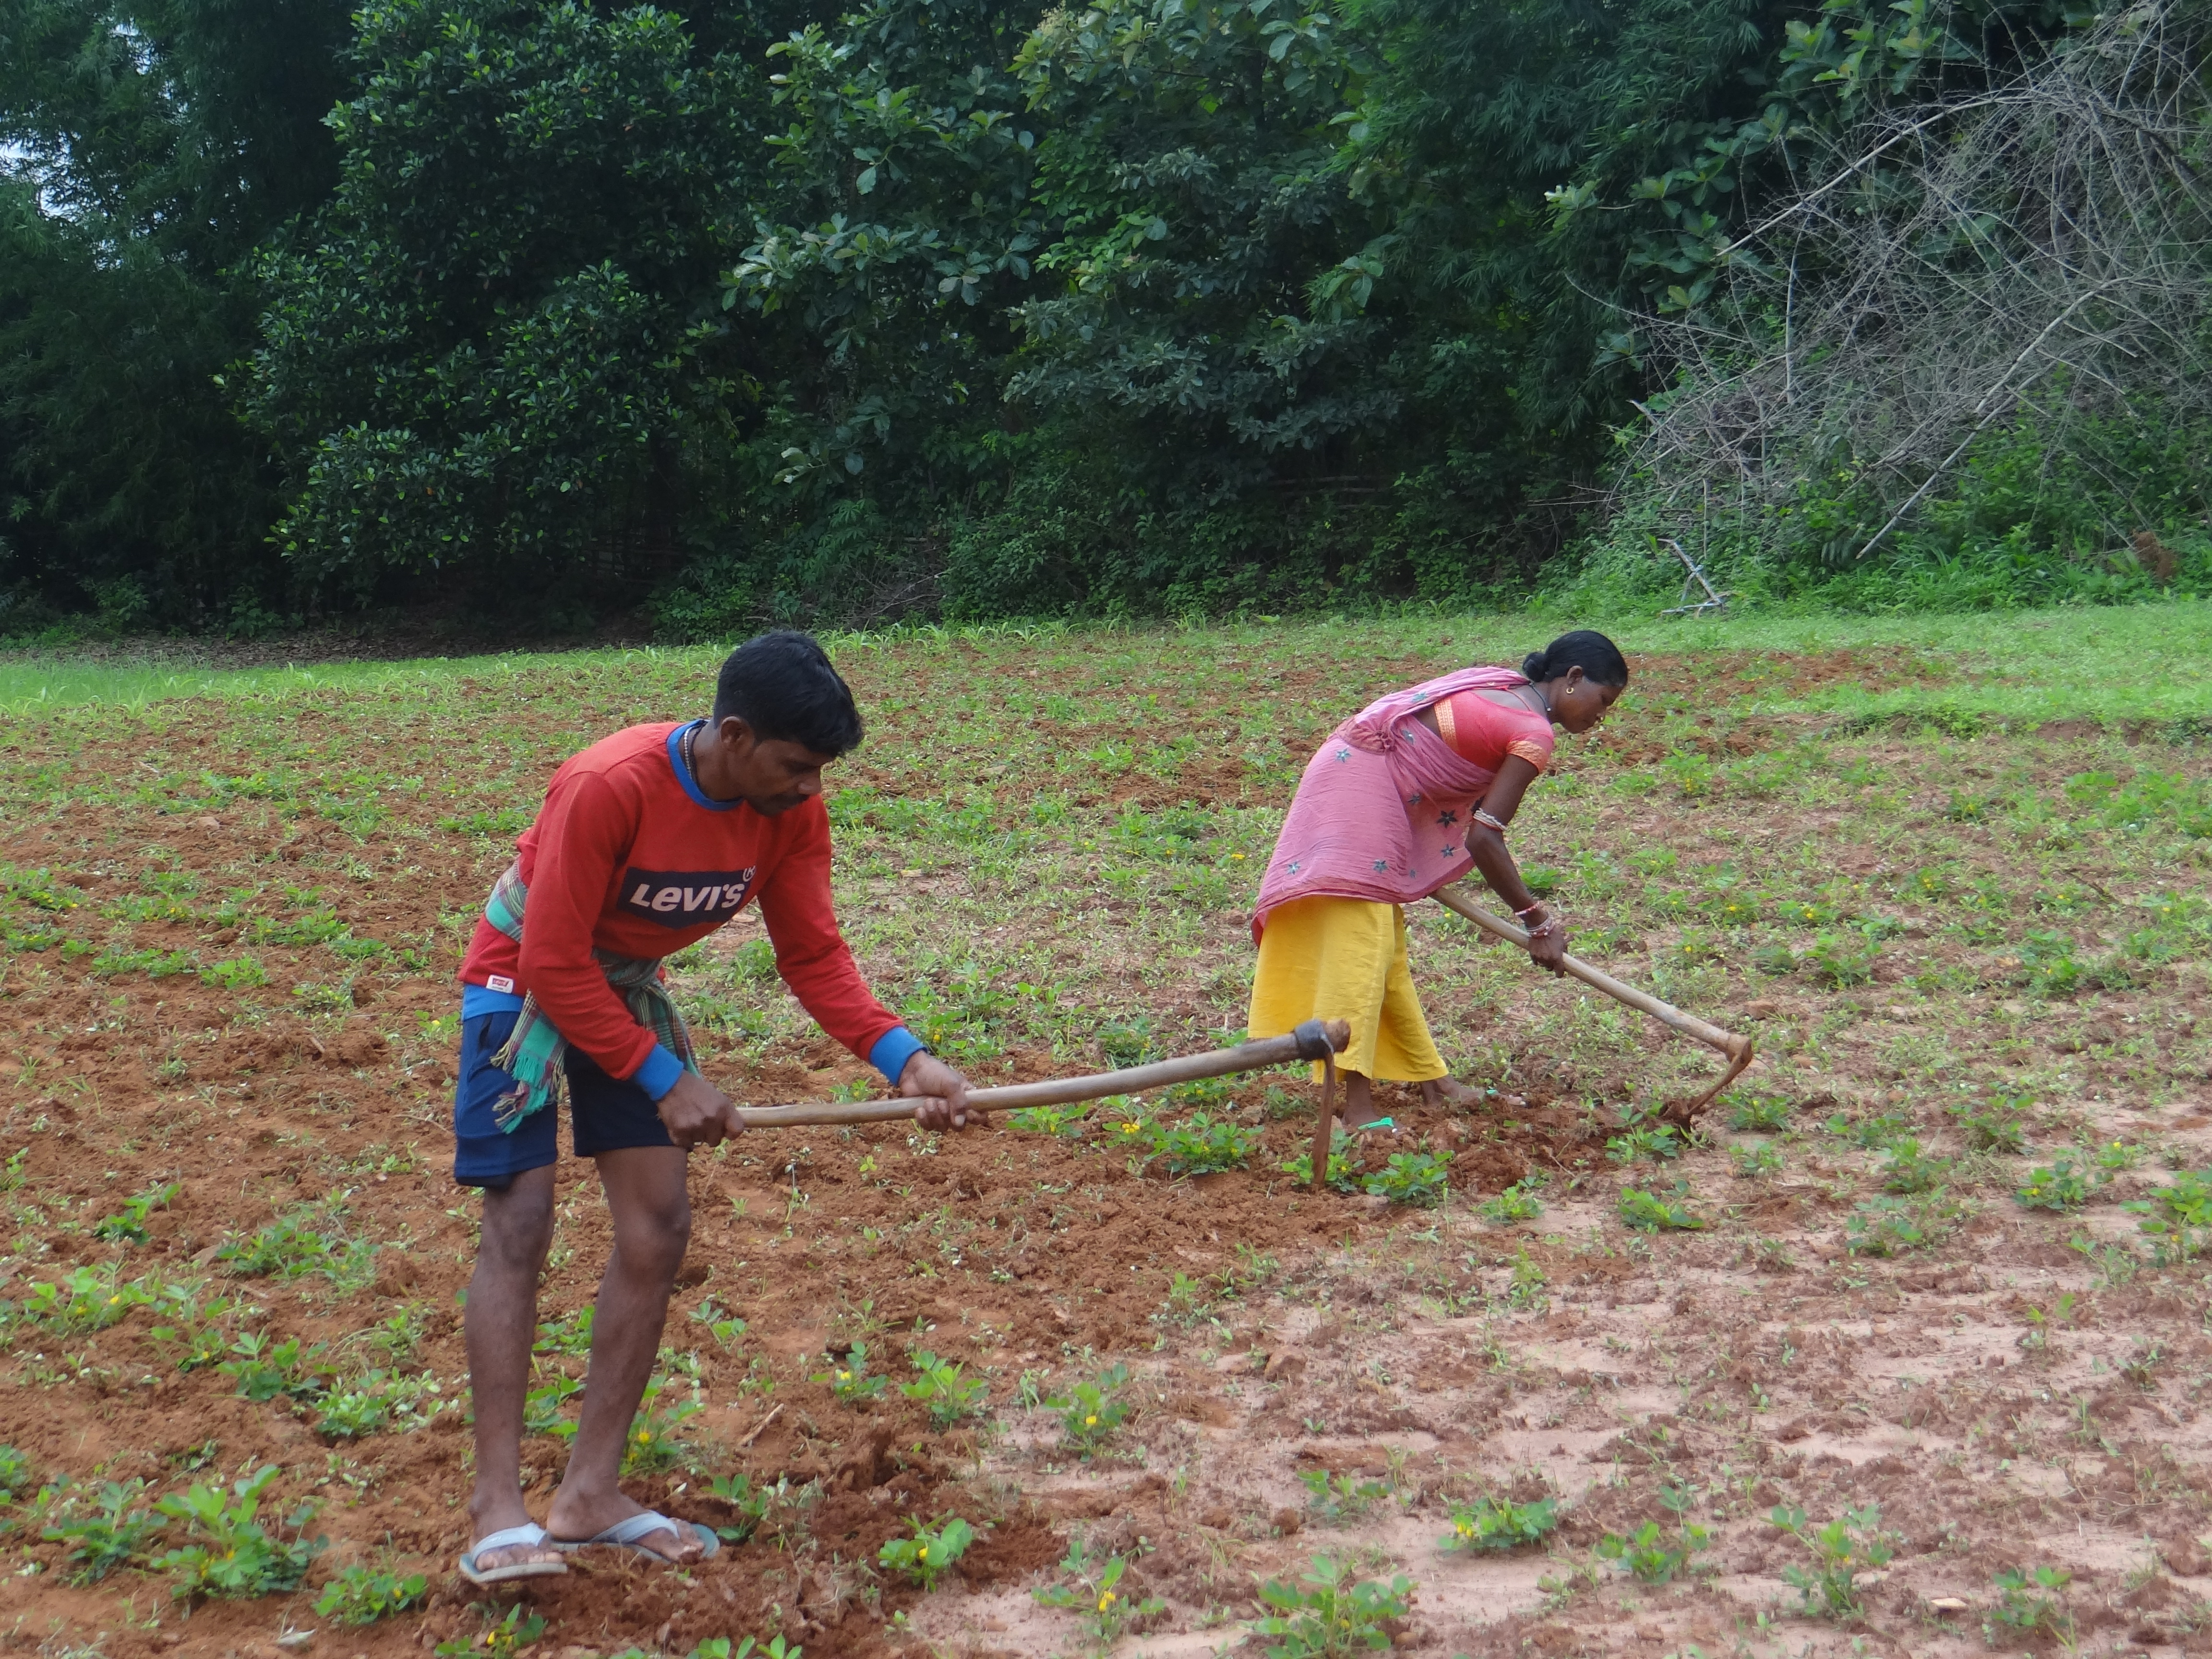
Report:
1521,649,1547,680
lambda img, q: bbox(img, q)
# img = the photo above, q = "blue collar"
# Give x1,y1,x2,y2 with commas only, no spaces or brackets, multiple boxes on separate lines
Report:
666,721,737,812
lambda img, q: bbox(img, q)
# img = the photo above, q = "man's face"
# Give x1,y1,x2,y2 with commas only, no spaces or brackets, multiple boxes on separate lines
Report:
720,718,836,816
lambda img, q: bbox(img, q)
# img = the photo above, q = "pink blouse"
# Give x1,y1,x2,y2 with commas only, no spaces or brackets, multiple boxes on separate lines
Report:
1433,689,1554,773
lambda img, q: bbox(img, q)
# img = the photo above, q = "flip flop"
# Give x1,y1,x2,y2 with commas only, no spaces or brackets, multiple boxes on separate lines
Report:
1347,1116,1398,1135
458,1523,568,1587
548,1511,721,1564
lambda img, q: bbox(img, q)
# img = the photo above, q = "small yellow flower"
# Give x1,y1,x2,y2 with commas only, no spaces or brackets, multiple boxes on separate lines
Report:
918,1546,929,1559
1230,852,1245,860
108,1295,120,1304
1085,1413,1098,1426
1121,1121,1141,1135
837,1369,852,1382
1098,1590,1116,1611
636,1430,652,1443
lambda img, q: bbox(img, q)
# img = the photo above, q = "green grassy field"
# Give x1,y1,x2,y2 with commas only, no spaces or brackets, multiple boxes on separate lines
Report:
1,605,2209,1658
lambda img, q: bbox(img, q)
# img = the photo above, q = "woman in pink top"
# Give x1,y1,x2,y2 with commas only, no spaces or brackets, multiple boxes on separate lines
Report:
1248,631,1629,1131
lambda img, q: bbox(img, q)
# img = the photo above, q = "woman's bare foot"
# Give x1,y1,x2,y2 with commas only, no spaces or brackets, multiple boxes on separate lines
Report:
1421,1077,1480,1108
1338,1072,1394,1131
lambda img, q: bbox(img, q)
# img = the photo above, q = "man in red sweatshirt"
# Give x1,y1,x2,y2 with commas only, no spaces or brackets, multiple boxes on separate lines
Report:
451,631,972,1586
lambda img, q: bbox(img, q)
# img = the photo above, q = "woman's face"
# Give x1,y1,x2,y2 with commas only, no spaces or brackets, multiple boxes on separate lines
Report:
1552,668,1623,735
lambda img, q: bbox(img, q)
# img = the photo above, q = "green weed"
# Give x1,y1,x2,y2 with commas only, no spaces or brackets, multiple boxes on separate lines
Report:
0,1444,33,1501
434,1605,546,1659
316,1370,443,1438
623,1376,702,1472
1280,1127,1361,1194
708,1472,773,1544
2017,1157,2096,1212
218,1332,334,1402
1725,1092,1793,1131
1138,1112,1260,1177
1006,1101,1091,1138
1730,1143,1784,1178
1596,1491,1709,1585
1987,1564,2073,1640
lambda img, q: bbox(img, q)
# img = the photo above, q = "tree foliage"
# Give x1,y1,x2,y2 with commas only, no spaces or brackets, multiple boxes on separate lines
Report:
1,0,2198,632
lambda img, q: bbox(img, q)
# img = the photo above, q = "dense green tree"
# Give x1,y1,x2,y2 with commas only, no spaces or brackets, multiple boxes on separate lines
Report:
0,0,353,623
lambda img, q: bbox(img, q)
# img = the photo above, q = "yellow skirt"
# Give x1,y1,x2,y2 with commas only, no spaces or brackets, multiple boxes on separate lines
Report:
1247,895,1448,1082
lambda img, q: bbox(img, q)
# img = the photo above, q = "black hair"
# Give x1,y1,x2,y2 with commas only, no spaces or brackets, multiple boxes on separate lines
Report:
1522,630,1629,687
712,631,865,757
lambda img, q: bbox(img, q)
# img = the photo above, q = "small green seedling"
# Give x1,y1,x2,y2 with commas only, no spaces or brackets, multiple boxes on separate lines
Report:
313,1563,429,1624
1279,1127,1360,1193
690,1297,747,1351
878,1515,974,1589
1299,1467,1389,1527
1007,1102,1090,1138
1726,1092,1792,1131
1875,1138,1951,1193
1955,1096,2031,1153
1364,1149,1452,1206
1045,1362,1132,1453
623,1376,701,1472
708,1472,772,1543
0,1445,34,1502
1250,1554,1413,1657
1618,1186,1704,1231
91,1182,180,1246
1730,1143,1784,1178
1988,1564,2073,1638
1596,1489,1707,1584
902,1350,988,1428
1769,1503,1896,1619
434,1605,546,1659
218,1332,333,1403
1440,1493,1558,1553
1033,1537,1165,1646
813,1341,889,1404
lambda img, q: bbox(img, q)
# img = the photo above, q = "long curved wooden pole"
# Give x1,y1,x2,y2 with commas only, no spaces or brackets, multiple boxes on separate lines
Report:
1429,887,1755,1115
732,1019,1351,1129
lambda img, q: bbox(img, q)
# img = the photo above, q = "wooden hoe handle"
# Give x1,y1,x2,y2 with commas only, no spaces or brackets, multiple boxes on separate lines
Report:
1428,886,1755,1111
732,1018,1351,1130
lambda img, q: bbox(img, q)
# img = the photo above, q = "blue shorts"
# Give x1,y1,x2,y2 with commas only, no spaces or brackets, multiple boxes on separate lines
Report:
452,1010,676,1188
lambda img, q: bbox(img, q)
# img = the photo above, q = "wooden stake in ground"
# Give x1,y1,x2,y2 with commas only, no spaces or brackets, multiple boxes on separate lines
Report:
1429,887,1756,1116
732,1019,1350,1129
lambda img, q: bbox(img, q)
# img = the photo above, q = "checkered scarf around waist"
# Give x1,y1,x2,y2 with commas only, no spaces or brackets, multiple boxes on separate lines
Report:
481,863,699,1133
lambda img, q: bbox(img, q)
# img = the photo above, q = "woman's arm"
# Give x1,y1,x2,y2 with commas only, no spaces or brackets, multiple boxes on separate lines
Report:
1462,755,1567,973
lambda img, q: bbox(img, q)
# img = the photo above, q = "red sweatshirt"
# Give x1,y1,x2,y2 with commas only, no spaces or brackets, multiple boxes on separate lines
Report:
458,721,906,1085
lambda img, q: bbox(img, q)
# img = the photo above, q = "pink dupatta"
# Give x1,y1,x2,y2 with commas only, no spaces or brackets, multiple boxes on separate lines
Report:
1251,665,1531,941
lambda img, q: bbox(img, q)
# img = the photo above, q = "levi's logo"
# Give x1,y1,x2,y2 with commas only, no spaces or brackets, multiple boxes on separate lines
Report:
618,867,756,929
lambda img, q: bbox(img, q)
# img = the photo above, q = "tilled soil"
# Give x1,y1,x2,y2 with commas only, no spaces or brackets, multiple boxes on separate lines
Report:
1,629,2209,1659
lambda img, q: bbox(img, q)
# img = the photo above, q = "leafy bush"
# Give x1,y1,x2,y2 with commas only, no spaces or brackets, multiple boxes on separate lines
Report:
878,1515,974,1589
219,1333,333,1403
1363,1150,1452,1206
1046,1363,1133,1453
152,1465,326,1601
317,1370,442,1438
1250,1555,1413,1657
313,1563,429,1624
17,1264,155,1333
1440,1494,1558,1553
1007,1102,1091,1138
1033,1537,1165,1646
1875,1138,1951,1193
903,1350,988,1428
1846,1194,1962,1257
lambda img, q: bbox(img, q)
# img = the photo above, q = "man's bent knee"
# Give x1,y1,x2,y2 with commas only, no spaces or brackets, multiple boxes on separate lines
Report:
477,1173,556,1273
612,1207,691,1283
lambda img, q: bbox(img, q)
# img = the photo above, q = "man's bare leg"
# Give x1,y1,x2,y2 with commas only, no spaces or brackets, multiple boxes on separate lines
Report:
544,1145,702,1563
1340,1071,1382,1130
465,1166,564,1575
